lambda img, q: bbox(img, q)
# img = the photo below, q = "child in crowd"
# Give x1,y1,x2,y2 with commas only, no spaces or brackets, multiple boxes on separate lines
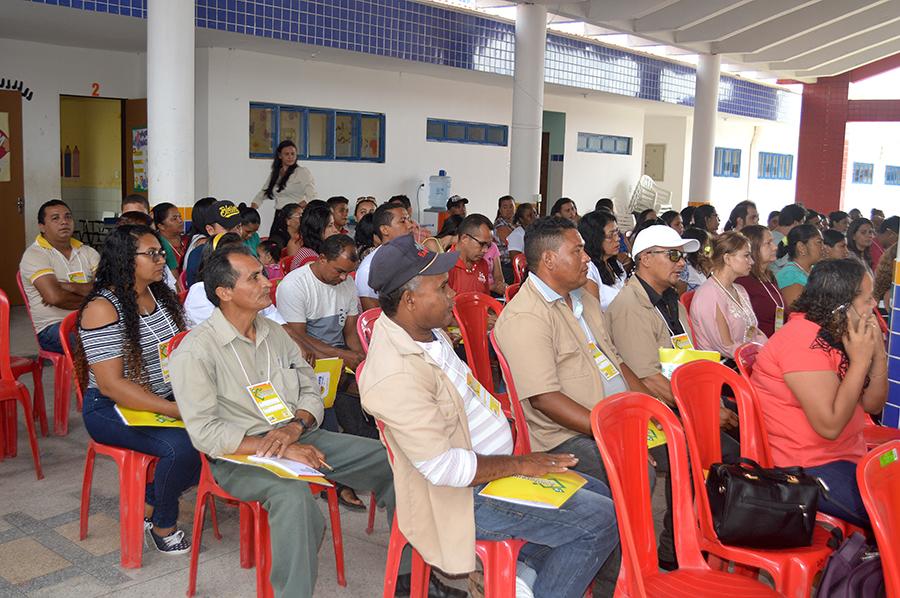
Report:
238,203,261,255
258,239,284,280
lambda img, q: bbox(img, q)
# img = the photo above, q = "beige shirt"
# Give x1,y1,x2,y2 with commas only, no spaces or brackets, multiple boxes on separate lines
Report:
169,308,323,457
494,275,626,452
19,235,100,333
606,275,692,378
359,315,477,574
252,165,317,210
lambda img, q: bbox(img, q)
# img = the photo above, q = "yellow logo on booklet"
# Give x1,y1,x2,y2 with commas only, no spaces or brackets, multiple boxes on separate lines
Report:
647,420,667,449
114,405,185,428
314,358,344,409
479,470,587,509
246,381,293,424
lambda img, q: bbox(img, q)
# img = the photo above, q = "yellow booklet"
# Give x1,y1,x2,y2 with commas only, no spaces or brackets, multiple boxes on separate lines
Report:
479,471,586,509
219,454,333,486
114,405,185,428
647,420,667,449
314,358,344,408
658,348,721,380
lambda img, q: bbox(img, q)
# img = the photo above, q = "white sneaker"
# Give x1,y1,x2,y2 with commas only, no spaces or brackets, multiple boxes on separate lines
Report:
515,576,534,598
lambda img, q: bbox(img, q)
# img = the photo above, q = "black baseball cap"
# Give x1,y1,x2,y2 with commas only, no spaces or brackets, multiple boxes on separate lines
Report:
370,235,458,295
446,195,468,209
210,200,241,229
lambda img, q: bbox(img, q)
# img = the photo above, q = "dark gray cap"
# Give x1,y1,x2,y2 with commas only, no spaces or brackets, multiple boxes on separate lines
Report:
370,235,458,296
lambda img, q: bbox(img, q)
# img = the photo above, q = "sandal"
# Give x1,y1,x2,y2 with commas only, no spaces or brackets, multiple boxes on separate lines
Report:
336,485,367,511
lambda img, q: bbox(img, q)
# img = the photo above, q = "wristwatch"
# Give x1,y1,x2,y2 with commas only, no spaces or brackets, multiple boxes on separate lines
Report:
295,418,308,438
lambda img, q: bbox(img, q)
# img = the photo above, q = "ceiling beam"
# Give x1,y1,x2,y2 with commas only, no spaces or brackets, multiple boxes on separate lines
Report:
850,52,900,82
674,0,819,44
632,0,750,33
791,38,900,78
711,0,887,54
768,26,900,70
583,0,679,21
740,0,900,63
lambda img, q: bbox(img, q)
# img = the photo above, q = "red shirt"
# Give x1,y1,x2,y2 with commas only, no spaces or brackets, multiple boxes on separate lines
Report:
448,257,491,295
750,314,867,468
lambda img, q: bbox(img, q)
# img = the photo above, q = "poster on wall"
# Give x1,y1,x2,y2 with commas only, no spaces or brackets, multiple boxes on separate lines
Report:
132,127,148,192
0,112,10,183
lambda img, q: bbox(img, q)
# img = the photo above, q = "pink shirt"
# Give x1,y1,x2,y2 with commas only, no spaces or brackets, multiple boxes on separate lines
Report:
751,315,867,468
689,276,767,358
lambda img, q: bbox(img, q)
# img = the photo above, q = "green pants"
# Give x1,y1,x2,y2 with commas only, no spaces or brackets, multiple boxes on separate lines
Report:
211,428,398,598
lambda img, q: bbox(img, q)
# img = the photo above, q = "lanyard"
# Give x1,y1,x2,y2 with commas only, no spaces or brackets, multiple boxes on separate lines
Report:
231,338,272,386
758,277,784,310
711,275,757,326
655,306,681,338
139,288,178,344
50,245,87,279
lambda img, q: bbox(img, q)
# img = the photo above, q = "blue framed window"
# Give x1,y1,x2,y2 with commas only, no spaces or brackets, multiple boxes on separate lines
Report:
576,133,632,155
757,152,793,180
886,165,900,186
426,118,508,146
852,162,874,184
249,102,385,162
714,147,741,178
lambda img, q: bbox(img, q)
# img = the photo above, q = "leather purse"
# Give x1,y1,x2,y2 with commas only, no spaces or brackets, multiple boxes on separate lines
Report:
705,458,820,549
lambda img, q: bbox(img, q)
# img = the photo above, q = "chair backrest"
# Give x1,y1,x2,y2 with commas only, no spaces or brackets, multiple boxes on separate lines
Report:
169,330,189,352
504,283,520,304
512,253,527,284
679,289,697,340
489,331,531,455
591,392,707,596
874,308,889,337
58,313,80,403
279,255,293,275
452,292,503,394
734,341,762,380
671,360,764,538
858,440,900,598
357,308,382,352
177,289,188,304
15,271,40,337
0,289,15,381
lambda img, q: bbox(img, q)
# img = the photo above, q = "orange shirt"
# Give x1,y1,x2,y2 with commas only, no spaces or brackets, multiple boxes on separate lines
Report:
448,257,490,295
751,314,867,468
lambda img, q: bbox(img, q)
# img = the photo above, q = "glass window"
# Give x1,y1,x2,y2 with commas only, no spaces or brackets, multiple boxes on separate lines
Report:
335,113,356,159
426,119,444,140
308,112,330,158
467,125,486,143
486,126,505,145
249,104,275,157
446,123,466,140
427,119,507,146
361,115,381,160
280,109,303,149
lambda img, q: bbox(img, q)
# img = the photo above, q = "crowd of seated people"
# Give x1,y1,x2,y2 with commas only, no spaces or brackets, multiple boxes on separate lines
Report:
15,178,900,598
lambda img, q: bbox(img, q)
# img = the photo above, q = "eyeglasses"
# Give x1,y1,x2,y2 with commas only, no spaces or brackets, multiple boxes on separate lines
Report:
136,249,167,261
645,249,686,262
464,233,492,251
604,229,620,240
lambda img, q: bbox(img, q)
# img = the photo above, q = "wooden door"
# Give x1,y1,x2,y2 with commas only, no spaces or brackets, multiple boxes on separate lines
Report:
121,98,148,200
0,91,25,304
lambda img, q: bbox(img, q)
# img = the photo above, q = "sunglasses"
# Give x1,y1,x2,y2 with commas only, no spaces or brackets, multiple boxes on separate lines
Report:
645,248,686,262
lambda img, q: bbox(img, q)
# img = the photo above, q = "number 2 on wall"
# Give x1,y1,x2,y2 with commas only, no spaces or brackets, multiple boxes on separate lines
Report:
91,82,100,97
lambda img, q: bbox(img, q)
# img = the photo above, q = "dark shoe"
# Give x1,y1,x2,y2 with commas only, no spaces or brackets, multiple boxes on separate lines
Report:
658,558,678,571
150,528,191,555
395,572,467,598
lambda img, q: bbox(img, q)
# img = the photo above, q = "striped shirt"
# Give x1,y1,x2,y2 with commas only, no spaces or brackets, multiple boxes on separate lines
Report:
412,330,513,487
81,289,180,397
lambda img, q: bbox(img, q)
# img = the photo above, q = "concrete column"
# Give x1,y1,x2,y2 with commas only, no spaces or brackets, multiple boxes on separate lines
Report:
886,243,900,428
509,3,547,207
687,54,721,205
147,0,194,207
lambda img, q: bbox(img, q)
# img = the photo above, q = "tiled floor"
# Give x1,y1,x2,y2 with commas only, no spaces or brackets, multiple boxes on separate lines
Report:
0,305,669,597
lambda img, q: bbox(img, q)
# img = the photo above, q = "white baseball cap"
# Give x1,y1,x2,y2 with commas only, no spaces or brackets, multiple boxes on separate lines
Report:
631,225,701,257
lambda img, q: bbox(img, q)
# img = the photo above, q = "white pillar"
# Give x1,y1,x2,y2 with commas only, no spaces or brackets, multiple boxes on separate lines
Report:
147,0,194,207
687,54,721,204
509,3,547,206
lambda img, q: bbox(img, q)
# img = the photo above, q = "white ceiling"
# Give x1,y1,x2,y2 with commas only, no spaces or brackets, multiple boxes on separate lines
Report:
463,0,900,83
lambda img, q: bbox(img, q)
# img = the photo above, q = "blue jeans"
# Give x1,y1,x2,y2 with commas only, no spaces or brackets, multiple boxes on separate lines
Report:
82,388,201,528
805,460,870,529
474,473,618,598
37,322,65,354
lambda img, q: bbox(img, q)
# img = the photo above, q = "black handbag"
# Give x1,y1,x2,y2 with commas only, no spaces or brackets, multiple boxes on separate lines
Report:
705,458,820,549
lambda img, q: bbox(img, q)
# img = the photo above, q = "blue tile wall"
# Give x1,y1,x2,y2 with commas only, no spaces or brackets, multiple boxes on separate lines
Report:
27,0,797,121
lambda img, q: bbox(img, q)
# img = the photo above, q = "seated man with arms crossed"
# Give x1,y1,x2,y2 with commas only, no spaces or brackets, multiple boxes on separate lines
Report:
19,199,100,352
170,245,402,598
360,235,618,598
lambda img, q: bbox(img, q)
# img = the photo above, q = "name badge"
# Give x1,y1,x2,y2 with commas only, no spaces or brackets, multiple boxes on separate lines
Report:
246,381,293,424
671,333,694,350
588,342,620,381
743,325,758,342
68,271,87,283
157,341,172,384
466,373,504,419
774,307,785,331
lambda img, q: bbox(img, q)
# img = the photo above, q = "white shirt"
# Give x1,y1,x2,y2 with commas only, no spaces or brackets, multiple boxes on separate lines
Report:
184,282,285,328
586,261,627,311
276,264,360,346
355,246,379,299
506,226,526,254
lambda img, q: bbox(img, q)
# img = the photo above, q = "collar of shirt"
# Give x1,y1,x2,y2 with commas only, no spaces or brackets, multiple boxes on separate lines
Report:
529,273,586,322
208,307,273,348
35,234,83,250
636,275,684,334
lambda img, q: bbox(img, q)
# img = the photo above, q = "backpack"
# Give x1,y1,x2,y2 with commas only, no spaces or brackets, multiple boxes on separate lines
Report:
817,532,884,598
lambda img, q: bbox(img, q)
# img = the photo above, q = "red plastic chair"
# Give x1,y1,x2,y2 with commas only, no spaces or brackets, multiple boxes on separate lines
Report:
1,288,47,446
177,289,188,304
671,361,836,597
452,292,504,396
16,271,73,436
279,255,293,275
512,253,526,284
178,268,187,291
269,279,279,307
0,289,43,478
679,289,697,340
357,307,382,352
874,308,888,337
503,282,520,304
857,440,900,597
489,331,531,455
590,391,781,597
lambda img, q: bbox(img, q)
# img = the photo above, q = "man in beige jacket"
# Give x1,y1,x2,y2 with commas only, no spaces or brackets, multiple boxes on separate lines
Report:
360,235,618,598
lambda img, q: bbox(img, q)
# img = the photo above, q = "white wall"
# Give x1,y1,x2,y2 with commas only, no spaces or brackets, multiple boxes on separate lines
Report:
0,38,144,244
843,122,900,219
642,114,690,210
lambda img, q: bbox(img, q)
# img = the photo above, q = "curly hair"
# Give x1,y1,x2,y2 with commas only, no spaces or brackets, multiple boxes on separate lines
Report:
264,140,299,200
578,210,624,286
74,225,186,391
793,258,867,346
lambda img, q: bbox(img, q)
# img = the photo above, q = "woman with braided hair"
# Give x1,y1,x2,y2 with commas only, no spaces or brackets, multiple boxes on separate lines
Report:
75,225,200,555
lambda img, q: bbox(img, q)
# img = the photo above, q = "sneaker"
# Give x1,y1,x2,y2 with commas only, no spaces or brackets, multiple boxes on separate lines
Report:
150,529,191,555
144,517,153,533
